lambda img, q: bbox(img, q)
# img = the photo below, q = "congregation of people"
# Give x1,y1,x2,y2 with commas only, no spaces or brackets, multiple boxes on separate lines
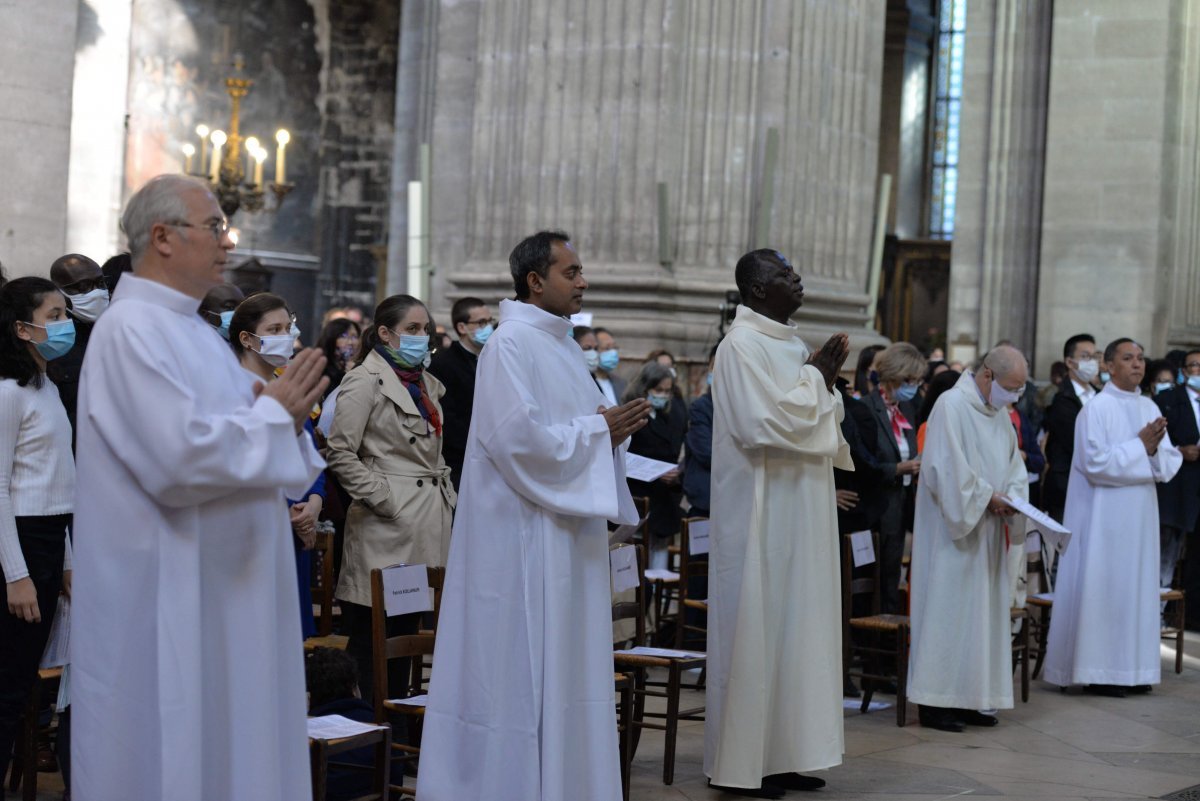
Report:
1,173,1197,800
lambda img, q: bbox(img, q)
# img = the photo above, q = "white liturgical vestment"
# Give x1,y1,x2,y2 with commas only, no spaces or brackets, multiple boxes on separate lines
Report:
908,373,1028,710
705,305,852,788
417,299,639,801
70,275,325,801
1044,382,1181,687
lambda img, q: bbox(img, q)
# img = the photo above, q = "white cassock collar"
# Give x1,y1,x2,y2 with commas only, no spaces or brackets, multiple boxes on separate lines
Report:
1101,381,1142,401
958,371,999,417
498,298,574,339
730,304,802,342
111,273,204,317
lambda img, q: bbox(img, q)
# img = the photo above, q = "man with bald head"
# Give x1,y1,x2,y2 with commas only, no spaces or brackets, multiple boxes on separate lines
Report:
907,345,1030,732
47,253,108,431
1044,339,1182,696
70,175,329,801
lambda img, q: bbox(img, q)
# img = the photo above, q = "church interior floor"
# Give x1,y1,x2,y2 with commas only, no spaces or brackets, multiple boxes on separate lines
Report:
22,639,1200,800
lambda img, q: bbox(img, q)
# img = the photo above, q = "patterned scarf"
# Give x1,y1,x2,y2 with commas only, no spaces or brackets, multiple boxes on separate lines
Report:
375,344,442,437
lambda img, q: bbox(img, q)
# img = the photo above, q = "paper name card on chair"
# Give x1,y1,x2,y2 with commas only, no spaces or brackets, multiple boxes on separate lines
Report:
611,547,640,593
1000,495,1071,554
849,531,875,567
382,563,433,617
40,596,70,669
688,519,711,555
624,452,677,482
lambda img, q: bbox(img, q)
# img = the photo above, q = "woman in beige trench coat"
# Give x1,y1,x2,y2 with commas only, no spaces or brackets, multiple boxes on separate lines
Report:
326,294,456,704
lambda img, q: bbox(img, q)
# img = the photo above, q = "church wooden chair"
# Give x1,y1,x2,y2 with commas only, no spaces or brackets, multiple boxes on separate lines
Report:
629,496,683,645
311,526,337,636
1023,540,1054,680
309,725,391,801
841,532,910,726
304,633,350,652
369,565,445,799
674,516,709,688
1011,607,1030,702
611,543,706,785
614,671,635,801
8,667,62,801
1163,551,1187,675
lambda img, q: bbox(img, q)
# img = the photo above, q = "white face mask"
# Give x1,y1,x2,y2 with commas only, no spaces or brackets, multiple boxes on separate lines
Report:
1074,358,1099,382
68,288,110,323
988,377,1022,409
254,334,294,368
583,349,600,370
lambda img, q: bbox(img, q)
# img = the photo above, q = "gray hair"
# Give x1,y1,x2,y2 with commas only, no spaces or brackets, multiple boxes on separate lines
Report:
982,344,1028,379
121,174,212,264
622,361,675,404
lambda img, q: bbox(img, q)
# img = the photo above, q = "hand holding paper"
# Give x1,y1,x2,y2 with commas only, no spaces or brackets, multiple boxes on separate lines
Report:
999,494,1071,554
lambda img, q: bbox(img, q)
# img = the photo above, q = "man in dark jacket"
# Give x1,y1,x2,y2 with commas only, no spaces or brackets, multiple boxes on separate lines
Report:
1155,349,1200,630
1042,334,1102,521
428,296,493,491
47,253,108,436
683,346,718,517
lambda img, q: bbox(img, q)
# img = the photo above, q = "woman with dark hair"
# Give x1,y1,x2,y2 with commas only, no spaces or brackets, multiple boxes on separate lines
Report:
230,292,326,639
325,294,456,703
853,344,886,398
0,277,75,785
916,368,963,453
316,317,363,397
622,361,687,569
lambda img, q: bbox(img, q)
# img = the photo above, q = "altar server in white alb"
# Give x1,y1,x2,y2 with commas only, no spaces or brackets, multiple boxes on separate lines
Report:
1044,338,1181,696
706,249,852,800
907,346,1029,733
70,175,329,801
417,231,651,801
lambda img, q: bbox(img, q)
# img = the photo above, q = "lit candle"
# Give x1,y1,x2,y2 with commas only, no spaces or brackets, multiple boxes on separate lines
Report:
195,124,209,172
275,129,290,184
210,129,226,182
253,147,266,187
181,143,195,174
244,136,260,181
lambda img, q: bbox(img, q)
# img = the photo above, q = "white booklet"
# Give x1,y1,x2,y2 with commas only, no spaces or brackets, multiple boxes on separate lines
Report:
624,453,677,482
999,494,1071,554
307,714,387,741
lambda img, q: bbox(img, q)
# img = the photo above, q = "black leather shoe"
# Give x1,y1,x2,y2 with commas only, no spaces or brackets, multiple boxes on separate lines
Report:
918,705,965,732
1130,684,1152,694
1085,684,1128,698
707,779,785,799
765,772,827,791
955,709,999,727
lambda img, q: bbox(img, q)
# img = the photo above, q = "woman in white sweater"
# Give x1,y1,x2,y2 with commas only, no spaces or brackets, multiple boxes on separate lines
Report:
0,276,76,784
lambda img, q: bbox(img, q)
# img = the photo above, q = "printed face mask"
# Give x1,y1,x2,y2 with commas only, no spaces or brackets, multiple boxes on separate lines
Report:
255,334,294,368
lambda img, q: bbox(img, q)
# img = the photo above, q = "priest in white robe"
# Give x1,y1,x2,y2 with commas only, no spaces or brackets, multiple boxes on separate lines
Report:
908,346,1029,732
417,231,650,801
1044,338,1181,695
705,249,853,800
70,175,329,801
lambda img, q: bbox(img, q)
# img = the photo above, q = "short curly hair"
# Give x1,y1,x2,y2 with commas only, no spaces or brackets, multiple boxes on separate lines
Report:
305,647,360,710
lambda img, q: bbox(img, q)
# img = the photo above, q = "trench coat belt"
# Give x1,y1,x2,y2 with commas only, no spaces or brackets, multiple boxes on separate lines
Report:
366,462,455,499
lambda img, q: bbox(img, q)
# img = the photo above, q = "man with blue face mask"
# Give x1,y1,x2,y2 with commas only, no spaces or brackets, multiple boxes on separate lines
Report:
47,253,107,439
428,296,493,491
199,282,245,341
1044,333,1102,522
591,326,627,405
1153,348,1200,628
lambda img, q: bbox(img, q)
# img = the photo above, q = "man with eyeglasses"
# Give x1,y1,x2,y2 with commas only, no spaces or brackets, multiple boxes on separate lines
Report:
1043,333,1103,522
47,253,108,437
69,174,329,801
1044,339,1181,696
428,296,494,491
1154,348,1200,631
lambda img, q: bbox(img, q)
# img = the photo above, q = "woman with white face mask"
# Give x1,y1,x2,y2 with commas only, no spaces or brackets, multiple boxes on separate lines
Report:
324,294,456,708
230,293,326,639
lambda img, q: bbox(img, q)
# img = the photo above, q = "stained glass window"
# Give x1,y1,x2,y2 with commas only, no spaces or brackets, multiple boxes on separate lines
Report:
930,0,966,239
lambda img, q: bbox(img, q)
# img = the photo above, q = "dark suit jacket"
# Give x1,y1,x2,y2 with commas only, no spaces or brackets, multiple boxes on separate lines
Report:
1043,378,1089,516
835,387,887,533
628,397,687,539
46,319,94,444
862,390,919,486
427,341,479,491
1156,386,1200,531
682,392,713,514
596,372,628,405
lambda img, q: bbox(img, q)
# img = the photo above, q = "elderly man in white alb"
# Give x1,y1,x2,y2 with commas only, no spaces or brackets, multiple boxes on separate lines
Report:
1044,338,1181,697
907,345,1029,733
70,175,329,801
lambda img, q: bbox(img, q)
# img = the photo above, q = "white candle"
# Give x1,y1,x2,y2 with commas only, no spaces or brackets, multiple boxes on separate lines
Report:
244,137,260,182
195,124,209,173
253,148,266,187
209,130,227,182
275,129,290,184
182,143,195,174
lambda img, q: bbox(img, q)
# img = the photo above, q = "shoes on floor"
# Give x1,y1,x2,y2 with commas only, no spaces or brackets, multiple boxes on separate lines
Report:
1084,683,1128,698
954,709,999,727
1129,684,1153,694
765,772,827,791
918,705,965,733
707,778,785,799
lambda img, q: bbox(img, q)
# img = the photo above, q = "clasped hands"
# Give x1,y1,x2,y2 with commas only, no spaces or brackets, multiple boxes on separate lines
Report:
1138,417,1167,456
806,333,851,391
987,493,1017,517
600,399,652,449
254,348,331,434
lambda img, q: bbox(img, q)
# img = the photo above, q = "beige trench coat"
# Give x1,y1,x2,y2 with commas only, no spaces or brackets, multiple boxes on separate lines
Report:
326,349,456,607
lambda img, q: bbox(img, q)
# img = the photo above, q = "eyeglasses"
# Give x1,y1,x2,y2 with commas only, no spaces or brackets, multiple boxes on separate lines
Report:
467,317,497,328
1185,362,1200,372
60,277,106,295
168,219,231,241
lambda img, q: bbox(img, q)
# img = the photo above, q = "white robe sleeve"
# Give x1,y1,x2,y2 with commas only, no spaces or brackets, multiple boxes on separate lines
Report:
720,339,852,468
84,326,322,508
1076,405,1161,488
474,336,634,522
1150,431,1183,484
921,401,996,541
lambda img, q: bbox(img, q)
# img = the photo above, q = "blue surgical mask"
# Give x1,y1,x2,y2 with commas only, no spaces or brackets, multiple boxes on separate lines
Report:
599,349,620,372
893,381,919,402
648,394,669,410
390,333,430,367
472,324,494,347
1178,369,1186,385
207,309,234,340
868,369,880,387
706,372,713,387
25,319,76,361
1099,371,1111,384
1156,381,1175,394
1187,375,1200,392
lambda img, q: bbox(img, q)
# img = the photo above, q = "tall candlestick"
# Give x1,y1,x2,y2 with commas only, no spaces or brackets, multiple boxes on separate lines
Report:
275,129,290,184
182,143,195,174
196,124,209,173
210,129,227,182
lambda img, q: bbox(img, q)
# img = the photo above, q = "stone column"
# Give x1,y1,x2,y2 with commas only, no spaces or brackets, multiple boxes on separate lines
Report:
406,0,888,362
947,0,1052,368
0,1,78,278
1035,0,1200,371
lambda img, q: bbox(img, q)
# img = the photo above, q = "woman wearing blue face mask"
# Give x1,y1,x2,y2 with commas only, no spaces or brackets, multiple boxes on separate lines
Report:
864,342,926,615
0,277,76,786
325,294,456,707
622,361,688,571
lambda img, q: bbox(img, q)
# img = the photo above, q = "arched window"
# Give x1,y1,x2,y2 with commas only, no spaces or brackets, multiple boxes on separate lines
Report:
929,0,966,239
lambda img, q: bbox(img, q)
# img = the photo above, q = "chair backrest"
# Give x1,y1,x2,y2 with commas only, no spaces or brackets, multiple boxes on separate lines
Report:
610,543,647,646
840,531,882,620
310,528,336,636
369,565,447,720
677,517,709,593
